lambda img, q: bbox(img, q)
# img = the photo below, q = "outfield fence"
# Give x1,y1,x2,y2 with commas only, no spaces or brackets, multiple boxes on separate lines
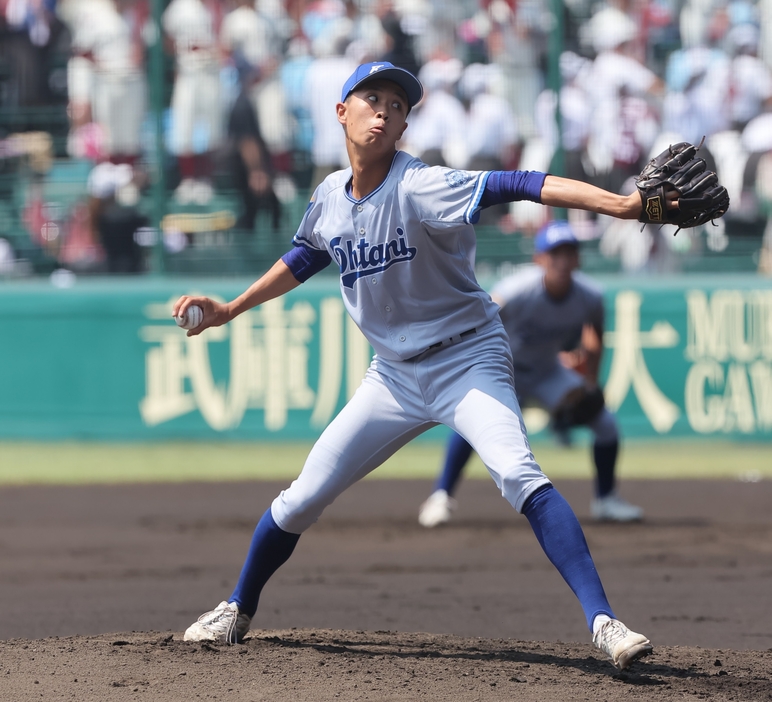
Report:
1,273,771,441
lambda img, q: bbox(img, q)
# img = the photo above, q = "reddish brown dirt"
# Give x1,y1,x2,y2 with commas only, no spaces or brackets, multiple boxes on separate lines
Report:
1,478,771,701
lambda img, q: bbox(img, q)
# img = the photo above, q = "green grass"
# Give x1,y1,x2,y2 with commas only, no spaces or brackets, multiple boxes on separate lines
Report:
0,439,770,486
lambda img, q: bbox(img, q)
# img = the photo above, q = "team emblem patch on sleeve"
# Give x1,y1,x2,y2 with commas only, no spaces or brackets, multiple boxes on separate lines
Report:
444,170,475,188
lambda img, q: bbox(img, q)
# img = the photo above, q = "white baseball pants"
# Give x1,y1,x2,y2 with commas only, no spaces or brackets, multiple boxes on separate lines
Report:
271,320,551,533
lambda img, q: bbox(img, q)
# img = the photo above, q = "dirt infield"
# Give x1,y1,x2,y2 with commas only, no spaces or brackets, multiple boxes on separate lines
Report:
1,477,771,700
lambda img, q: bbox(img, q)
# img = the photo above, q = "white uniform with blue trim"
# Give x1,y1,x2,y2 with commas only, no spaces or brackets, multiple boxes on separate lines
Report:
293,151,500,360
271,152,551,533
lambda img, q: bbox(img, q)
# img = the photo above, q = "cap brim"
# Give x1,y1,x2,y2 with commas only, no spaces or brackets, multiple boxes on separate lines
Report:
346,67,424,109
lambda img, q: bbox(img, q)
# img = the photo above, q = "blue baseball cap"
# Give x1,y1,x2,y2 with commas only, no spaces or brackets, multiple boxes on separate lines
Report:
341,62,424,110
534,220,578,253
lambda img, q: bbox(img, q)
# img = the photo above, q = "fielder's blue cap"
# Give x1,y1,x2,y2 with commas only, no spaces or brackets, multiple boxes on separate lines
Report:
341,62,424,109
534,220,579,253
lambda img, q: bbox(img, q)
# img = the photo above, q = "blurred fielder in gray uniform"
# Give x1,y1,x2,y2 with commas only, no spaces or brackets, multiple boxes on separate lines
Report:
173,62,654,670
418,220,643,529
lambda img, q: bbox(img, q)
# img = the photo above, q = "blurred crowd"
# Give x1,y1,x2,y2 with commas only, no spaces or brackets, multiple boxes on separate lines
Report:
2,0,772,274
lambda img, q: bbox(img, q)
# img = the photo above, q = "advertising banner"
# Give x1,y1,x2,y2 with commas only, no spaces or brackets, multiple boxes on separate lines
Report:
0,275,770,441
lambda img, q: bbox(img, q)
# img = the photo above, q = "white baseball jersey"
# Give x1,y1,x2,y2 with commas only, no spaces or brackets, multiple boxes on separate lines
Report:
61,0,145,156
579,51,658,170
402,90,468,165
492,265,604,383
220,5,277,69
162,0,219,74
728,54,772,126
465,92,518,161
163,0,223,154
305,55,357,168
292,151,500,361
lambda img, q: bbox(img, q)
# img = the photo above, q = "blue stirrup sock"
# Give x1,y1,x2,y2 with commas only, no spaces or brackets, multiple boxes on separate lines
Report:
522,484,614,630
435,432,474,495
229,508,300,618
593,440,619,498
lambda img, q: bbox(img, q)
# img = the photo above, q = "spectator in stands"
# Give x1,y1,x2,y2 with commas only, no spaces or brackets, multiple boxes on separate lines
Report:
533,51,596,238
478,0,549,141
92,0,147,166
579,6,663,195
534,51,593,182
87,161,147,273
162,0,224,205
459,61,519,224
221,0,293,176
58,0,99,160
346,0,388,64
58,0,147,166
220,0,278,72
251,58,295,181
724,22,772,132
256,0,294,46
0,0,56,108
663,42,731,144
280,35,315,184
460,62,519,172
226,58,281,233
401,54,466,167
378,1,420,77
301,0,347,47
305,20,356,189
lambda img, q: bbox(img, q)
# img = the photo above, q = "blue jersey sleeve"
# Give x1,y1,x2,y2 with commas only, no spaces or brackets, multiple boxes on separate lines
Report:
478,171,547,208
284,184,333,281
282,245,332,282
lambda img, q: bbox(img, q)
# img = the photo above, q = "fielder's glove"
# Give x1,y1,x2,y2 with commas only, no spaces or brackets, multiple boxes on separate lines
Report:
636,140,730,232
551,385,605,433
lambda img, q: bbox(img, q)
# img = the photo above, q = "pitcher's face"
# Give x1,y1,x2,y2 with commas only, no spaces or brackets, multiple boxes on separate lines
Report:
338,79,409,154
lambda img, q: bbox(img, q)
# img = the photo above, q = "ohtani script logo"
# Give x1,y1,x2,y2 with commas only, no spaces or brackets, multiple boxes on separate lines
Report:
331,227,417,288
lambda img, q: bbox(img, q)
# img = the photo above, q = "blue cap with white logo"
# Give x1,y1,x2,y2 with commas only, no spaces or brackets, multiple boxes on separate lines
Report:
534,220,578,253
341,62,424,110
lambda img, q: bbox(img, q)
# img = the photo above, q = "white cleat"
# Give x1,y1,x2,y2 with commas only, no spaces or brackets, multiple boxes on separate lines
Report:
593,619,653,669
418,489,457,528
591,493,644,522
183,601,251,644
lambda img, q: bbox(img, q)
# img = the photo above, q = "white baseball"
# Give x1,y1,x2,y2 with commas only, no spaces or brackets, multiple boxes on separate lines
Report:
175,304,204,330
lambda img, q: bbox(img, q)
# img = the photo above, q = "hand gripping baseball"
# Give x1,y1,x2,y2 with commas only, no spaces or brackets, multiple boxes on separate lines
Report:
636,140,730,232
172,295,230,337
